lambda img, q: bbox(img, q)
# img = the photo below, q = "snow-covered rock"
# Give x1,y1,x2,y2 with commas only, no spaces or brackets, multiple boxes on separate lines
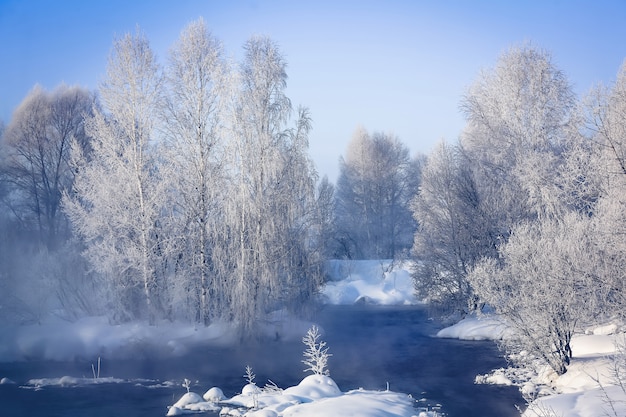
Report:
204,386,226,402
242,382,261,395
172,392,203,408
283,374,341,401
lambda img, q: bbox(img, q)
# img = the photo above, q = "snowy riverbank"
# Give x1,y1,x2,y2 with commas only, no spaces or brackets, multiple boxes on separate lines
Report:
439,313,626,417
0,260,417,362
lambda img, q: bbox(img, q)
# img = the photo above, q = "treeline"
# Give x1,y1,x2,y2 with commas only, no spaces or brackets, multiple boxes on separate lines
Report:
1,16,624,375
0,56,422,328
0,18,425,333
0,19,326,335
412,45,626,376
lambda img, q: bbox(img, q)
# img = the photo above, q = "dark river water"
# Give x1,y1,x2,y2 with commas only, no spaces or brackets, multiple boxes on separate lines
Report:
0,305,524,416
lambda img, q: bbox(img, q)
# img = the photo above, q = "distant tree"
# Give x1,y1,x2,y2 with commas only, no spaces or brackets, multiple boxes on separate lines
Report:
335,128,417,259
411,140,494,312
2,85,95,248
160,18,229,325
64,28,165,323
314,176,337,258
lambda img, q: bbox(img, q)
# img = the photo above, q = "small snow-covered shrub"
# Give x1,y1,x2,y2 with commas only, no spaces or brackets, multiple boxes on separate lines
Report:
302,325,332,376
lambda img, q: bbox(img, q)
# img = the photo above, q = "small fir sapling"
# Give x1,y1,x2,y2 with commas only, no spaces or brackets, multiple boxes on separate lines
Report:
302,325,332,376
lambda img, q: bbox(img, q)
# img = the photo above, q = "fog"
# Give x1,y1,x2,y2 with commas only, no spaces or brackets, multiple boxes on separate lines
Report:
0,305,523,416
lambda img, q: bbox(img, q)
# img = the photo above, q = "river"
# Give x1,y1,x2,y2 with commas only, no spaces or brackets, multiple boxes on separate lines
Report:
0,305,523,416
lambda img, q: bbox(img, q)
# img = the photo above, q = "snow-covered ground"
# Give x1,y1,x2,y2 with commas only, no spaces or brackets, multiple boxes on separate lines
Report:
439,313,626,417
321,259,418,305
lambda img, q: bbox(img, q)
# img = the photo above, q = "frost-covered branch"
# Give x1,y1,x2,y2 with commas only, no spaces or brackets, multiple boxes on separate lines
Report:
302,325,332,376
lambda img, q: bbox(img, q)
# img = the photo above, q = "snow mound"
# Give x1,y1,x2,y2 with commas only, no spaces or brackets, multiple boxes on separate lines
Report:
436,313,509,340
167,391,220,415
282,374,341,400
322,260,418,305
204,386,226,402
169,375,431,417
242,382,261,395
172,392,203,408
522,385,626,417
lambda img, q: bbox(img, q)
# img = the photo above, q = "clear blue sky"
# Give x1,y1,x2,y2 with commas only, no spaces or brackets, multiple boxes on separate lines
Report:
1,0,625,181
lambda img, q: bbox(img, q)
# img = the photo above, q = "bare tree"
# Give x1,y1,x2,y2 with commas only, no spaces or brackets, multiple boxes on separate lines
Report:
2,85,95,248
411,140,494,312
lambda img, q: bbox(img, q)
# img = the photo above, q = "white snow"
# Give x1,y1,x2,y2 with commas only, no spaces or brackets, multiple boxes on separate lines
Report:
167,374,425,417
437,313,626,417
321,260,418,305
435,313,510,340
204,386,226,402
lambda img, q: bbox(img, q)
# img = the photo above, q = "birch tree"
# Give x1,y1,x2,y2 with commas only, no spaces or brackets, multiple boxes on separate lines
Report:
160,18,229,324
65,28,164,323
224,36,321,337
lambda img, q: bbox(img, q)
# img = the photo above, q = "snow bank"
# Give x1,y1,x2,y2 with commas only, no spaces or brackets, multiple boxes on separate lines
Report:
436,313,509,341
439,314,626,417
322,260,418,305
167,375,430,417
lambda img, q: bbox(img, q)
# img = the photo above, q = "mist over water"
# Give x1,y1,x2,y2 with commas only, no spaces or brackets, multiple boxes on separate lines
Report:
0,305,523,417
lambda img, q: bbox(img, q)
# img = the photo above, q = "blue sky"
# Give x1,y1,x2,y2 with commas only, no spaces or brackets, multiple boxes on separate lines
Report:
1,0,625,181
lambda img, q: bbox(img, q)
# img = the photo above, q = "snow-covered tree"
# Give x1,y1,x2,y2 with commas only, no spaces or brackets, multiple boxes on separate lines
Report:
64,28,165,323
581,61,626,319
160,18,229,325
460,44,578,228
411,140,494,312
468,214,596,375
222,36,322,337
313,176,337,258
412,44,580,315
302,325,331,376
335,128,417,259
